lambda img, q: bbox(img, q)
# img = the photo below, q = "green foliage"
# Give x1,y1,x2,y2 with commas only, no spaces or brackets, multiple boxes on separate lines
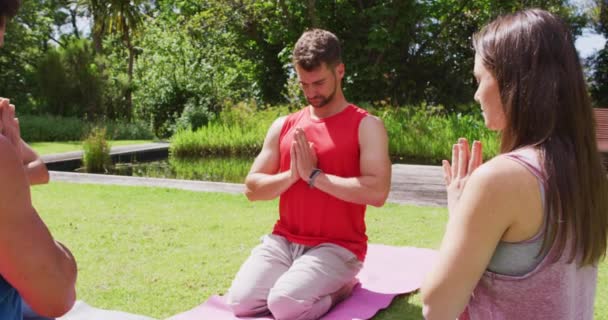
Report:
0,0,593,124
133,14,256,137
97,35,132,119
194,0,585,109
170,102,287,158
0,0,57,112
104,119,155,140
173,100,215,132
588,0,608,107
378,105,500,163
19,115,155,142
82,126,111,173
590,46,608,107
170,104,500,164
20,115,87,142
35,38,105,118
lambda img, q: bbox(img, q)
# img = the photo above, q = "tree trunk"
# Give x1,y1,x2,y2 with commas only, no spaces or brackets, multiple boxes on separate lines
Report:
126,29,134,120
307,0,319,27
92,16,105,55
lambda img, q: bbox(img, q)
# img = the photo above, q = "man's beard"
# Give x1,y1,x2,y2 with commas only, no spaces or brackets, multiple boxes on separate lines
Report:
308,77,337,109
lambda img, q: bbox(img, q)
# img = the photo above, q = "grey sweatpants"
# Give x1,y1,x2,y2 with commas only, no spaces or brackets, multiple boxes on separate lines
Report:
226,234,363,320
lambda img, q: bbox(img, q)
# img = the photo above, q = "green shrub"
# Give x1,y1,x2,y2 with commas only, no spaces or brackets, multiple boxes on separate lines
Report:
170,103,288,158
379,106,500,164
35,38,105,118
170,104,500,165
19,115,87,142
133,17,256,138
19,115,156,142
103,119,156,140
82,127,111,173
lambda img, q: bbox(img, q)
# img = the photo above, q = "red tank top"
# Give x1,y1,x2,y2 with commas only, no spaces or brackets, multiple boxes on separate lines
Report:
272,104,369,260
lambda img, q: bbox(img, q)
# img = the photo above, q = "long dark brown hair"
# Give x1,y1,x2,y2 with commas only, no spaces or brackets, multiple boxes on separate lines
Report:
473,9,608,266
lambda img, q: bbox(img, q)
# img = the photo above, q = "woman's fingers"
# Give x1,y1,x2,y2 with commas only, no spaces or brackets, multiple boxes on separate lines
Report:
459,138,470,166
451,144,458,179
458,143,467,178
442,160,452,185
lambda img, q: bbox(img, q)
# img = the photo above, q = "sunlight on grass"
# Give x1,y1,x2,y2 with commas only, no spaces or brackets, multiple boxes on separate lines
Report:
31,140,154,155
31,183,607,319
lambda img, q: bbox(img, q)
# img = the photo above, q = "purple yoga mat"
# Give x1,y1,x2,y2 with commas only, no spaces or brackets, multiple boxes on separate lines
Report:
167,244,437,320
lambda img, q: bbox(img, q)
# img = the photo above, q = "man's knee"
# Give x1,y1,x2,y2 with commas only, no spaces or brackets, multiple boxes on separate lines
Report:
226,286,268,317
267,288,312,320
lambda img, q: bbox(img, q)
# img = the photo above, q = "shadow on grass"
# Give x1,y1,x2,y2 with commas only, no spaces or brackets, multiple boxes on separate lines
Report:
372,292,423,320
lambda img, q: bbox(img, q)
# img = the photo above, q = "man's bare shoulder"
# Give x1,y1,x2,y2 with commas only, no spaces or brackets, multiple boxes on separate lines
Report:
359,115,388,139
361,114,386,128
265,115,289,139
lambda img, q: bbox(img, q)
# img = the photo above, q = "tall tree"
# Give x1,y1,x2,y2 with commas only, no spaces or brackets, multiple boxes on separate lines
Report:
84,0,144,118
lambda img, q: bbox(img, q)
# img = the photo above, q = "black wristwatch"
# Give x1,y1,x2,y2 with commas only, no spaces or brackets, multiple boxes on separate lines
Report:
308,168,323,188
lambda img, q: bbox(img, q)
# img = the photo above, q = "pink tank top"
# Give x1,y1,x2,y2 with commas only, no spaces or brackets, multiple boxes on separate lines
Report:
462,148,598,320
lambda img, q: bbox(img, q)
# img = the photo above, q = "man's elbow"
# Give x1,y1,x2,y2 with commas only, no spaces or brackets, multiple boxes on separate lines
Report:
243,178,257,201
32,287,76,317
48,293,76,317
244,189,258,201
369,189,389,207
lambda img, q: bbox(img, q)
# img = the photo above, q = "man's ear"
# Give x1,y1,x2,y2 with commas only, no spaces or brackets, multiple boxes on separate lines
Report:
336,63,345,80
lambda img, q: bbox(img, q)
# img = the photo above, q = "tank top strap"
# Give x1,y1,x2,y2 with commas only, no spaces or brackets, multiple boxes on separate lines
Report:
503,147,544,182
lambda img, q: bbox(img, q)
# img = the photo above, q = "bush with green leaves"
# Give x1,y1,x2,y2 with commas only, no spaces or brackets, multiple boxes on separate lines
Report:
377,105,499,163
20,115,87,142
82,127,111,173
19,115,155,142
171,104,499,165
133,15,256,138
35,38,105,118
170,102,287,158
103,119,156,140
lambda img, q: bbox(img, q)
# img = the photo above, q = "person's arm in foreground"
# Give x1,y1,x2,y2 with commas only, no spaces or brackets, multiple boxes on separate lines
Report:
0,102,77,317
293,116,391,207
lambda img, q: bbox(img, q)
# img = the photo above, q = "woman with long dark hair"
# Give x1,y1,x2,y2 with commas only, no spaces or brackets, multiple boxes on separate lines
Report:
421,9,608,320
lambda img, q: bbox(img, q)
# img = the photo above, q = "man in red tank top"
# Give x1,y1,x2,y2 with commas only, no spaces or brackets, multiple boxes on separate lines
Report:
226,29,392,320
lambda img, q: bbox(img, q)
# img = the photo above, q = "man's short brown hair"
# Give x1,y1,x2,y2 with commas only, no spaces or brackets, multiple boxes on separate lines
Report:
292,29,342,71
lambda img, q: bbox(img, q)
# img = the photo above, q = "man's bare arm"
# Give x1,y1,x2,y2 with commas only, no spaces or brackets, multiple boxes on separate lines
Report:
244,116,300,201
308,116,392,207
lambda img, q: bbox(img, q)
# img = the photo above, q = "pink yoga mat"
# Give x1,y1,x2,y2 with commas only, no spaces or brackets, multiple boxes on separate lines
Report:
168,244,437,320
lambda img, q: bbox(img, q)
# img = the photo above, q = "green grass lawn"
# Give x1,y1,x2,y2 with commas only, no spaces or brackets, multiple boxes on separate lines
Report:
31,183,607,319
30,140,155,156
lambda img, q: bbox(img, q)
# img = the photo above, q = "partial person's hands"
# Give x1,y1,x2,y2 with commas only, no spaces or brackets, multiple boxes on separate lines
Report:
0,98,22,161
289,140,300,183
442,138,483,213
293,128,318,182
